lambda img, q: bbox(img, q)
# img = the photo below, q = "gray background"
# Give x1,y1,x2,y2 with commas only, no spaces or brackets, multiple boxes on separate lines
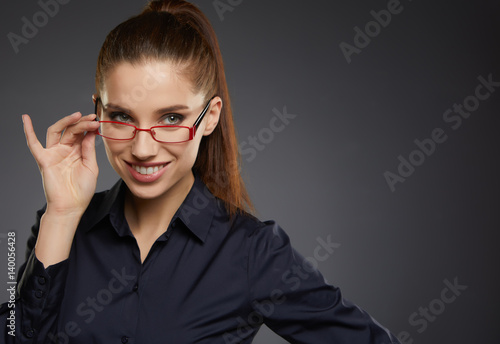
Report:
1,0,499,343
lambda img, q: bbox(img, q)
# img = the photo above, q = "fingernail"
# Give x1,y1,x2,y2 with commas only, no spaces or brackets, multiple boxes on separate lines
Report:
21,114,26,124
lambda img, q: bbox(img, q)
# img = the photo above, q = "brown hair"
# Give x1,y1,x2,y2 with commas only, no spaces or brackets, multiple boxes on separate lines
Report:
95,0,253,216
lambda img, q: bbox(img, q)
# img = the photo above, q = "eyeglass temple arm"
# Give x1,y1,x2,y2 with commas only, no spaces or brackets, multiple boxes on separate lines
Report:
193,96,216,130
94,97,100,120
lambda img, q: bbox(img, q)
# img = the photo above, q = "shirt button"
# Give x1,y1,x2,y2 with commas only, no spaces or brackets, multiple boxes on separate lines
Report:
38,276,46,285
121,336,129,343
35,290,43,298
133,284,138,292
26,329,35,338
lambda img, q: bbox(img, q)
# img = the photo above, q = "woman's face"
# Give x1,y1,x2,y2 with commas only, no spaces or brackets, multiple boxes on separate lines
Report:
97,61,220,201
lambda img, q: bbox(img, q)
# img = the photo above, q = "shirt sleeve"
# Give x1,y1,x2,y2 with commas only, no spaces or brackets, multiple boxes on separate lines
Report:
0,207,70,344
247,221,401,344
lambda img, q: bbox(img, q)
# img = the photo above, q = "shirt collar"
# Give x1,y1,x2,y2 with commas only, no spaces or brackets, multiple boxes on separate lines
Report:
173,173,218,243
80,179,124,234
82,172,218,243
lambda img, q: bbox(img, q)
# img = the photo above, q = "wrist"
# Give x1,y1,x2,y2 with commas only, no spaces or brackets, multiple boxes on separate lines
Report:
40,212,82,237
44,206,86,221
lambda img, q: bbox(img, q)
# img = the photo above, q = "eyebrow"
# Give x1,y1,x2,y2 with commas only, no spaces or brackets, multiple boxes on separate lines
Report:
104,103,191,114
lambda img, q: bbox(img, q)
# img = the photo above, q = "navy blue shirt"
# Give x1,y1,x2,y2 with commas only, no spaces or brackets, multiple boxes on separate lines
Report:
1,174,400,343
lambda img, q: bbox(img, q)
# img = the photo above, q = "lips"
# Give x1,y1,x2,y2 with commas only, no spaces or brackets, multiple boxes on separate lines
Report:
125,161,170,183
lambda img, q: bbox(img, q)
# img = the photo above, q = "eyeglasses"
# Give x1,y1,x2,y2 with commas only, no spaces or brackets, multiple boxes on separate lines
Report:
94,96,215,143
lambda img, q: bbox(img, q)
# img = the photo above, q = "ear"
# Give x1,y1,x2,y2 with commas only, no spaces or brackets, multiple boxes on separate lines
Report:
202,96,222,136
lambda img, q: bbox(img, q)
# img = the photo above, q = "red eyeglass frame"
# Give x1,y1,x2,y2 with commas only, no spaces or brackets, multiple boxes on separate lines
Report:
94,96,216,143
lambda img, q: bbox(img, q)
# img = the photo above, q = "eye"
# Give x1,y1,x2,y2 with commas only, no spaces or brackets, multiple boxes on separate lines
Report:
108,112,132,123
161,114,184,125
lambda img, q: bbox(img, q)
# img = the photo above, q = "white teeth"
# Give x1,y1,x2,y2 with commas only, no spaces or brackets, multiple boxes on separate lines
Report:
133,164,165,175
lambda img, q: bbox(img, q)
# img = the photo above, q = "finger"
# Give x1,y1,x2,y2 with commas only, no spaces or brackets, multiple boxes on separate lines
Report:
59,120,100,146
22,114,45,162
46,112,82,148
73,113,97,124
81,113,97,122
81,130,98,173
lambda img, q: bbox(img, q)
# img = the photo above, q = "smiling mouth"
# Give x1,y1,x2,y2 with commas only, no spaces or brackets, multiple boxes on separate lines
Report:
131,164,166,175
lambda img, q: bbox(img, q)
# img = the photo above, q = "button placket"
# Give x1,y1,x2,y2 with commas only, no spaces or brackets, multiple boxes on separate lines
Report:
34,274,48,302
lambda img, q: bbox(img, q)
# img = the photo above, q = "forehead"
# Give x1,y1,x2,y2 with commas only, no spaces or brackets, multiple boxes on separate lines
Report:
100,61,203,110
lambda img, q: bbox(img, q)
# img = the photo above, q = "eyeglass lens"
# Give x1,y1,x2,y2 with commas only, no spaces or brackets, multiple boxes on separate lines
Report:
98,122,191,143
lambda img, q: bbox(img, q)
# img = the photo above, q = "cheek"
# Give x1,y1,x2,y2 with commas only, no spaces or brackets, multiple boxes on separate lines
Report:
168,138,203,164
103,141,126,166
170,142,198,161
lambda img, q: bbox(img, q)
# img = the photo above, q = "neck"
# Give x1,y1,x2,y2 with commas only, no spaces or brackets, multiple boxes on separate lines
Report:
124,171,195,238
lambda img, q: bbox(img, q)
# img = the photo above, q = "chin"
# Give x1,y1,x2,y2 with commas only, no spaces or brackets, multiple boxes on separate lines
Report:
122,178,172,200
127,184,162,200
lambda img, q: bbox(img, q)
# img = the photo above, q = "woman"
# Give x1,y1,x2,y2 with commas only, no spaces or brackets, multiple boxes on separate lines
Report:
2,0,401,343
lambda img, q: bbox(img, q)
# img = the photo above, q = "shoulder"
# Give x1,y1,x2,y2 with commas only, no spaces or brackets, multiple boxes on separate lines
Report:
225,207,292,253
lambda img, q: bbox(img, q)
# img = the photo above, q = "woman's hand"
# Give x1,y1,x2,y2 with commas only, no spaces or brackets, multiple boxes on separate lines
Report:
23,112,101,218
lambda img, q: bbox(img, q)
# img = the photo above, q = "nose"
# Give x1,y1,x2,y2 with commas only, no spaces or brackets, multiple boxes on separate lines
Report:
131,129,159,160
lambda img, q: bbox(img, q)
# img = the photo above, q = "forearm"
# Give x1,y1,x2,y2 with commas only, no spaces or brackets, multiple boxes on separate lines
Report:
34,212,81,268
